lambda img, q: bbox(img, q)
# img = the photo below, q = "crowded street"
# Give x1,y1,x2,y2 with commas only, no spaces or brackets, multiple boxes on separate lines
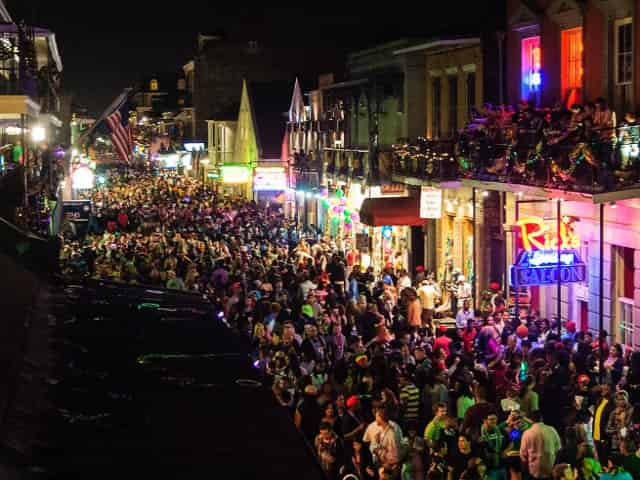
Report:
54,167,639,480
4,1,640,479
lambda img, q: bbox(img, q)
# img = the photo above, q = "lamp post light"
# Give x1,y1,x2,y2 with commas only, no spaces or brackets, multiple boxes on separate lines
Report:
31,125,46,143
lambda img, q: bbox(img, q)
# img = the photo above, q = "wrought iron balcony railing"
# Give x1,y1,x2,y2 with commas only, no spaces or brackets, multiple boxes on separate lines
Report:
392,125,640,194
392,139,459,183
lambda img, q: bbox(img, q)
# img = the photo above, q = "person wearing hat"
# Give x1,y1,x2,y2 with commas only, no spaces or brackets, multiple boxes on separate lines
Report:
342,395,365,446
433,325,452,358
574,374,594,418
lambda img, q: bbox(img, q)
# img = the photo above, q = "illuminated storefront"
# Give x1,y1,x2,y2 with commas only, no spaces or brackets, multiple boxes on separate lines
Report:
253,166,287,205
440,188,475,289
220,165,253,199
499,193,640,349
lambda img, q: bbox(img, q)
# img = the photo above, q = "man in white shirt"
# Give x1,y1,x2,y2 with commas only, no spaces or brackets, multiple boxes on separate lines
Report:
418,279,439,326
456,299,474,330
364,409,402,473
456,275,472,305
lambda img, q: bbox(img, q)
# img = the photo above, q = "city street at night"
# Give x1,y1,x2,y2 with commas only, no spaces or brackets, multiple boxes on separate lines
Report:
3,1,640,479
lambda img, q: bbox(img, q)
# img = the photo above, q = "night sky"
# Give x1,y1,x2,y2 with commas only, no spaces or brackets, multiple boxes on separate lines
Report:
8,1,505,115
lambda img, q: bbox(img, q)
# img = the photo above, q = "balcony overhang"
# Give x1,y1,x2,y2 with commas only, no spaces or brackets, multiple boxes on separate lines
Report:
392,173,461,189
592,188,640,205
462,179,596,203
0,96,41,118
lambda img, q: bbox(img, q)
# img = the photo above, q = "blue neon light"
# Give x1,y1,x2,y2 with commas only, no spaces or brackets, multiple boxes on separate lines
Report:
510,249,586,286
530,72,541,87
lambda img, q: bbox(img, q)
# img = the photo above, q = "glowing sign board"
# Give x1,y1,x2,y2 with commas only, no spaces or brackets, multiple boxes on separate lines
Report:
511,216,585,286
510,249,586,286
221,165,251,184
516,216,580,252
253,167,287,191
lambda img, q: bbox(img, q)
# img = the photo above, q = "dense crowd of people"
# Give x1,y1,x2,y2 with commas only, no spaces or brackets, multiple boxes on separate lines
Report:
61,169,640,480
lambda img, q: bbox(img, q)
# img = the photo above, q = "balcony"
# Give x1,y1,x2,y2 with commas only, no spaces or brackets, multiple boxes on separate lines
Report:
293,168,320,191
392,125,640,199
392,138,459,185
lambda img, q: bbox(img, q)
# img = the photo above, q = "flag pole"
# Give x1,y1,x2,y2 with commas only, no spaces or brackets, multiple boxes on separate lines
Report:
79,87,133,145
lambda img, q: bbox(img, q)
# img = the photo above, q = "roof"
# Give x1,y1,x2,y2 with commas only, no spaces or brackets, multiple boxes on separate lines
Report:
393,37,481,55
320,78,369,91
246,81,292,159
0,0,11,23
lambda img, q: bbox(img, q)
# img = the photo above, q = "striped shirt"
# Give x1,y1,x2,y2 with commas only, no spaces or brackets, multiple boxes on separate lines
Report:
400,383,420,421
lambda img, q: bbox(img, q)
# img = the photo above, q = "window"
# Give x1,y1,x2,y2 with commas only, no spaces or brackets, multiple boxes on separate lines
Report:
432,77,441,139
448,75,458,136
521,36,541,104
619,297,634,348
615,19,633,85
466,72,476,119
561,27,583,105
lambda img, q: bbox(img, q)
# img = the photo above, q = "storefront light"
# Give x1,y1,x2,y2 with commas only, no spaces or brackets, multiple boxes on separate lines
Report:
31,125,46,142
72,166,95,189
221,165,251,184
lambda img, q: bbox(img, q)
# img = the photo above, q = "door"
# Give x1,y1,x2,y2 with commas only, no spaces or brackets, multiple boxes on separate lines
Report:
410,225,425,275
579,300,588,333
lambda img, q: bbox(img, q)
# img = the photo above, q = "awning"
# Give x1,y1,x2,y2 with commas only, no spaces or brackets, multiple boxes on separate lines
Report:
359,196,426,227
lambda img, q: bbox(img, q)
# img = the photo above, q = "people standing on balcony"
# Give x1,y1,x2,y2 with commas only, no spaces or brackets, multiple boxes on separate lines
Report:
594,98,616,139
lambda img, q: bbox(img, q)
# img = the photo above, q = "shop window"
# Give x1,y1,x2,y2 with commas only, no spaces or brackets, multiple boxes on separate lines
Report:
521,36,541,105
612,245,635,346
561,27,583,107
432,77,441,139
619,297,634,348
448,75,458,136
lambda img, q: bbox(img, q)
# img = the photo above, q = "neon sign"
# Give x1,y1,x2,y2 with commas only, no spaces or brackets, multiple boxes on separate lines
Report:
522,36,542,99
516,216,580,252
253,167,287,191
510,249,586,286
511,216,585,286
221,165,251,184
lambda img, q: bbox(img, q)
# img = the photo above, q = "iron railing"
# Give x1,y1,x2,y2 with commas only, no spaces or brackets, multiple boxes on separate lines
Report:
392,125,640,193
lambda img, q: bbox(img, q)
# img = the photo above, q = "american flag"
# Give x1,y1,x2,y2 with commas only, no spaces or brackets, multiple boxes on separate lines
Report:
105,102,133,163
82,88,133,162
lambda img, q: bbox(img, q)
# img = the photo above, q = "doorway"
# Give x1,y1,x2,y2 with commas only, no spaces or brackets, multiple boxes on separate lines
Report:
579,300,588,333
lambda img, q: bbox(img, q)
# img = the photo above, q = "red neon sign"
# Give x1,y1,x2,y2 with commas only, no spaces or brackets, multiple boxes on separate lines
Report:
516,216,580,252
